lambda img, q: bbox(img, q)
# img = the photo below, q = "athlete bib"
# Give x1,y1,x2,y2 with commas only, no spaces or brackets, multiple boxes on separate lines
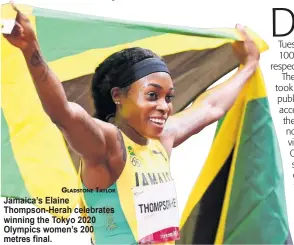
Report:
133,181,180,244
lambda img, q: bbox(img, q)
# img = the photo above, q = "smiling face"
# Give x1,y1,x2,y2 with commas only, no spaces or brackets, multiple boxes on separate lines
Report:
119,72,174,139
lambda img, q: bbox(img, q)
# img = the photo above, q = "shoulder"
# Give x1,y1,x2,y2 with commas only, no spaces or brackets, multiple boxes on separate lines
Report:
93,119,127,162
92,118,120,139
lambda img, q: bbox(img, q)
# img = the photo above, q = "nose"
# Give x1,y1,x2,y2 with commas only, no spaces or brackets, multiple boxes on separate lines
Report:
156,99,169,114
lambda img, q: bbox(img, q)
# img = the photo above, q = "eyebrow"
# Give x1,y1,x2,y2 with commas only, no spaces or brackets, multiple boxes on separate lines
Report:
146,83,174,91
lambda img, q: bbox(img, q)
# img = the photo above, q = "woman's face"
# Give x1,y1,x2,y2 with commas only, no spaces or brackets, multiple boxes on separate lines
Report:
120,72,174,139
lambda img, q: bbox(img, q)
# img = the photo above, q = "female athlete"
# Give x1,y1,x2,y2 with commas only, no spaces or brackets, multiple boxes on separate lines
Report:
4,3,260,245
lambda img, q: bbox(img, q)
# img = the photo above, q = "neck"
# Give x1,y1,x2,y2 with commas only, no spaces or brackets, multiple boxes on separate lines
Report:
112,116,149,146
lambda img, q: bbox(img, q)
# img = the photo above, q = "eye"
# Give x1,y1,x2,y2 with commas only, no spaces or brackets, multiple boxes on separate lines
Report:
166,94,175,103
147,92,158,101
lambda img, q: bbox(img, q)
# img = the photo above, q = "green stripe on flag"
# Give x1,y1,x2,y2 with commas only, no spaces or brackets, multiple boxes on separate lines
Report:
214,115,226,138
34,7,163,62
33,7,238,62
1,110,30,198
224,98,289,244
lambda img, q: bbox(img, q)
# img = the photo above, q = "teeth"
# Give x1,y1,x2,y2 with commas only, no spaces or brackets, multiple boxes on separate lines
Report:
150,118,165,124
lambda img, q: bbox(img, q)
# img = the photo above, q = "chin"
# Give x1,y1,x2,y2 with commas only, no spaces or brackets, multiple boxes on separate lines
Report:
144,128,164,140
147,134,161,140
141,120,166,139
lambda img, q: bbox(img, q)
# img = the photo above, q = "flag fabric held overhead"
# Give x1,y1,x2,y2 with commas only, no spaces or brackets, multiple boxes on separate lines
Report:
1,3,292,244
178,67,293,244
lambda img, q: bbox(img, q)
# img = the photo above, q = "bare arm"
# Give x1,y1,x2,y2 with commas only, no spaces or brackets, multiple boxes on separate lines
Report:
22,41,69,124
161,25,260,149
4,4,116,162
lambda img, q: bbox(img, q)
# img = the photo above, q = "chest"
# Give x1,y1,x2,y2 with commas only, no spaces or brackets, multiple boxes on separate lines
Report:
123,144,171,187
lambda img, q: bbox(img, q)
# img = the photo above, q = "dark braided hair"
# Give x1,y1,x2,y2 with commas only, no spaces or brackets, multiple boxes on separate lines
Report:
92,47,164,122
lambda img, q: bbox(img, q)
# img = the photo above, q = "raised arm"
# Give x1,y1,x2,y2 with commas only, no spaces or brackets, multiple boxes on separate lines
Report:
3,4,118,163
161,24,260,149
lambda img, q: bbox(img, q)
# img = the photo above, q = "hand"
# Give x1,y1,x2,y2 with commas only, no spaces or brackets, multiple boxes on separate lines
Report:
232,24,260,67
3,2,37,51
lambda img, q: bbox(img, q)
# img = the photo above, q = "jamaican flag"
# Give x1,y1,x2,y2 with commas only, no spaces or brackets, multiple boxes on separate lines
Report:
1,3,291,242
178,71,293,243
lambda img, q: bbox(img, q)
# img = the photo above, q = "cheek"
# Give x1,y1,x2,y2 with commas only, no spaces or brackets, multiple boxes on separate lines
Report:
135,101,155,119
121,97,151,119
130,93,153,114
168,104,173,115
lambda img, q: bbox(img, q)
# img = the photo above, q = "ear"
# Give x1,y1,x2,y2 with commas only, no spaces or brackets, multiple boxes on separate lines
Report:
110,87,122,104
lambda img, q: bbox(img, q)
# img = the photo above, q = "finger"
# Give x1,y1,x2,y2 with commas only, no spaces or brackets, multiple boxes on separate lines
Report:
3,33,9,39
11,22,23,37
10,1,23,22
235,24,252,42
236,24,247,39
10,0,20,13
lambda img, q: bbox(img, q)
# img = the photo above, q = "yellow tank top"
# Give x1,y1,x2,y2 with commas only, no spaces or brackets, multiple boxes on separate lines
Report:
79,130,176,245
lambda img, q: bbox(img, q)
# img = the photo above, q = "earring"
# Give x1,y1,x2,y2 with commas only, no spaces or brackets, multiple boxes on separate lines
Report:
115,101,120,105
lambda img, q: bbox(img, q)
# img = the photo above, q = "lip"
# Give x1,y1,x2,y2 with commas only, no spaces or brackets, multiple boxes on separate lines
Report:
149,116,167,120
149,117,166,128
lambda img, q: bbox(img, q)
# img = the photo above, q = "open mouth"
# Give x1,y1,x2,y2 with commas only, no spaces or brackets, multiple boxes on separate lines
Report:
149,117,166,126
